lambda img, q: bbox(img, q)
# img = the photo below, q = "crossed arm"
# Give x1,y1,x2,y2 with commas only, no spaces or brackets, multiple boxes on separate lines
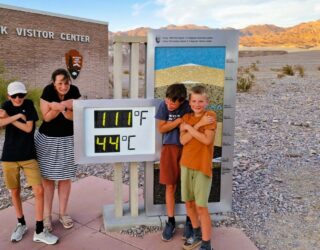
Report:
0,109,33,133
158,112,215,145
157,117,182,133
40,99,74,122
180,113,216,145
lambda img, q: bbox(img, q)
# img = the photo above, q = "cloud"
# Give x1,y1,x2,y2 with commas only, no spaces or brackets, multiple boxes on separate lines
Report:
155,0,320,28
132,1,153,16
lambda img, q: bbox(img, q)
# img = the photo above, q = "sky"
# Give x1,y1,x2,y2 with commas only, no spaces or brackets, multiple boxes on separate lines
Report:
0,0,319,32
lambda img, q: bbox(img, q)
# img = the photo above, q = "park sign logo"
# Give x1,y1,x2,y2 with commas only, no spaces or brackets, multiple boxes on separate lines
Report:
65,49,83,79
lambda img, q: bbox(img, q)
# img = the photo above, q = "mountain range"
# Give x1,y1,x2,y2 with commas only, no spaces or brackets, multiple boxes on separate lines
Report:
110,20,320,48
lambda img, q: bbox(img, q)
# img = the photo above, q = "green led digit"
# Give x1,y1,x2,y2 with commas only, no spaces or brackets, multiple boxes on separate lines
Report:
102,112,106,127
109,136,119,151
128,111,132,126
96,136,106,151
115,112,119,126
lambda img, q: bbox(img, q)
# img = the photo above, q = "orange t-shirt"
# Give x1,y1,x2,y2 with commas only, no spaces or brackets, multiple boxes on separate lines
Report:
180,111,217,177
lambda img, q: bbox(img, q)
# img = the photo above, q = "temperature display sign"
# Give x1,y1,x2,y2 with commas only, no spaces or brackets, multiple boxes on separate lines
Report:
73,99,161,164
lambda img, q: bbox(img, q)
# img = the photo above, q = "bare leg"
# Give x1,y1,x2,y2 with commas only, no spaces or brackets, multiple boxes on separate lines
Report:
32,184,44,221
196,205,211,241
10,188,23,218
58,180,71,216
42,179,55,217
185,200,200,229
165,184,176,217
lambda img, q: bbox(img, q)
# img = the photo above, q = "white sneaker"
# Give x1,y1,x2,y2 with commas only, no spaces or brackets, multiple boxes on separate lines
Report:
11,223,28,242
33,228,59,245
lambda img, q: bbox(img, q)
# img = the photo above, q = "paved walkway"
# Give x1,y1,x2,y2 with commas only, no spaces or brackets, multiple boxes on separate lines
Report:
0,176,258,250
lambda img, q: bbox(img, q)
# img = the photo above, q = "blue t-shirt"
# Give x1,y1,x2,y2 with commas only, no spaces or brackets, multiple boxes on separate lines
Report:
155,100,191,145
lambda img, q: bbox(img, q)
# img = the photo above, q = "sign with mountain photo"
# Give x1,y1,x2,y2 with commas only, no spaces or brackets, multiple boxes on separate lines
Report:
145,29,239,215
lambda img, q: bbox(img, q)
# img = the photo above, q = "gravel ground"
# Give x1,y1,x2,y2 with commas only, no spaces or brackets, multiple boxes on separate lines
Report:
231,50,320,250
0,50,319,249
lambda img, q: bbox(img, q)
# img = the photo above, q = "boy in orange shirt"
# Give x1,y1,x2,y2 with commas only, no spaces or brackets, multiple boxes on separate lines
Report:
180,85,217,250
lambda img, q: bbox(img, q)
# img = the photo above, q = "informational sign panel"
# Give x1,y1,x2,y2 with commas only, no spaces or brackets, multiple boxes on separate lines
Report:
145,29,239,215
73,99,162,164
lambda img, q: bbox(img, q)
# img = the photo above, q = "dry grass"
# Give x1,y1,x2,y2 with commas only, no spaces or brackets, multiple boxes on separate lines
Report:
282,65,294,76
294,65,305,77
250,62,259,71
272,64,305,78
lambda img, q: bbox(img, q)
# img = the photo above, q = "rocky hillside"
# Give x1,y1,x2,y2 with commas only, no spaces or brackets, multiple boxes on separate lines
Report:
240,24,284,36
110,20,320,48
240,20,320,48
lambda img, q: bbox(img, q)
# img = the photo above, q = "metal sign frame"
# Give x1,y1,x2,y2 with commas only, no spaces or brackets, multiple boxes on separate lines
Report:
145,29,239,215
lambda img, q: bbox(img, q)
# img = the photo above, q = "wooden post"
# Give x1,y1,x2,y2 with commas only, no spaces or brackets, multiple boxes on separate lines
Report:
113,41,123,218
129,42,140,217
112,36,147,218
113,42,123,99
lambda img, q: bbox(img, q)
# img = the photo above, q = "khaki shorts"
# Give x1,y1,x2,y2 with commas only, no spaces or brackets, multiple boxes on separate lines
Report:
2,159,42,189
181,165,212,207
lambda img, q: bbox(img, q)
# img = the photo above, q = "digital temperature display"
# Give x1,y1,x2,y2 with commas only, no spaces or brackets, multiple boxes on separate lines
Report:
73,99,161,164
94,110,132,128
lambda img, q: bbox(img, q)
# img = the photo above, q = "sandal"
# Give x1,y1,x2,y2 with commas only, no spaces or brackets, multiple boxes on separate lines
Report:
43,215,53,232
59,214,74,229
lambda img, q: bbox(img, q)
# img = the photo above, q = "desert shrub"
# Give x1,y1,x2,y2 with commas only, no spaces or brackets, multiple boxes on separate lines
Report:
274,64,305,78
237,76,253,92
250,62,259,71
237,66,256,92
282,65,294,76
294,65,305,77
318,66,320,71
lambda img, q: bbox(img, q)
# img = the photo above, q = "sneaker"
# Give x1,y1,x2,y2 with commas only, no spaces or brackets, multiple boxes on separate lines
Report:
161,221,175,241
182,235,202,250
33,228,59,245
198,246,213,250
182,220,194,240
11,223,28,242
198,243,213,250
